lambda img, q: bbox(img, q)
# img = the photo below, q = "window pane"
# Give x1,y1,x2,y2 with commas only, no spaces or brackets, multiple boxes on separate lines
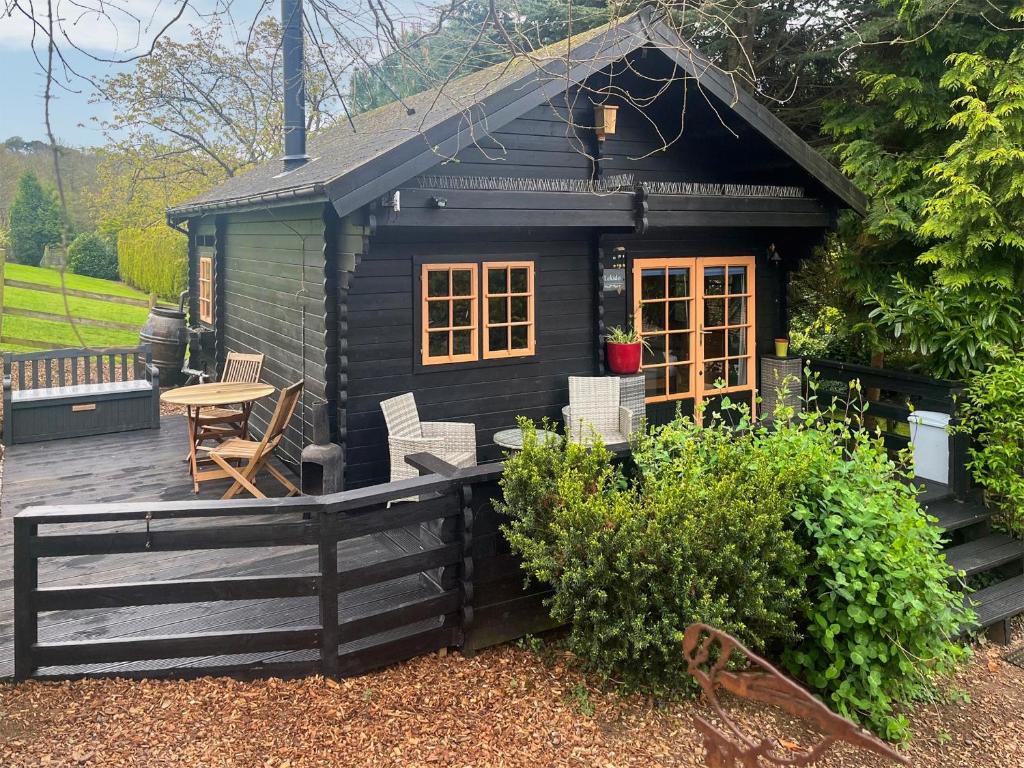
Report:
428,332,448,357
428,300,449,329
644,367,664,398
704,359,726,387
668,300,690,331
488,297,507,324
705,329,725,359
668,364,690,395
452,300,472,327
641,269,665,300
704,267,725,295
668,333,690,363
452,269,473,296
704,298,725,327
488,327,507,351
510,296,528,322
728,297,747,325
428,270,449,297
728,265,747,295
511,325,529,349
487,267,507,294
452,330,472,355
641,303,665,333
668,268,690,298
728,328,747,357
642,335,665,366
510,268,529,293
729,358,748,387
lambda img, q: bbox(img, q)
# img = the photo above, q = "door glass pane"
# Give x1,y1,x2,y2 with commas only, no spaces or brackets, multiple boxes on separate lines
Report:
728,266,747,295
428,301,449,329
510,296,528,322
641,303,665,333
488,297,507,324
428,332,448,357
452,269,473,296
452,330,472,355
668,364,690,395
511,325,529,349
488,327,507,351
728,297,747,324
641,269,665,300
645,367,664,398
428,271,449,297
667,333,690,363
510,268,529,293
668,268,690,298
704,359,726,387
729,358,748,387
668,301,690,331
705,329,725,359
704,267,725,295
643,336,666,366
704,298,725,327
728,328,747,357
452,300,472,327
487,268,507,294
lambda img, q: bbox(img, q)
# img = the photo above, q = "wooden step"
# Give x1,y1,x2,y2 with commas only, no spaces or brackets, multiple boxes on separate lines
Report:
944,534,1024,578
917,479,955,506
929,496,992,533
965,575,1024,629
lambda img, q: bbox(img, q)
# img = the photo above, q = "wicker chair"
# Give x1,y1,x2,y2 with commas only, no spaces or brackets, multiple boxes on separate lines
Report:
381,393,477,486
561,376,633,446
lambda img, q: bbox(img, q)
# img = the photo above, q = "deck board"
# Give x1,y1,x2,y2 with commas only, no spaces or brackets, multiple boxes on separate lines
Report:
0,416,438,680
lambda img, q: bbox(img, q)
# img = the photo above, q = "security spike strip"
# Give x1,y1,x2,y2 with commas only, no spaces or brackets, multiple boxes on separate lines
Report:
417,175,804,198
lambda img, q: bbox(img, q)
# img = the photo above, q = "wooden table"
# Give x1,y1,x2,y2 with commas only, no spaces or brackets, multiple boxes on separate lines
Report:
161,382,276,492
493,427,562,451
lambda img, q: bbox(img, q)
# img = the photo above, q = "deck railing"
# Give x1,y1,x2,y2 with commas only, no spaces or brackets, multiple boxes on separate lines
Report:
805,358,968,499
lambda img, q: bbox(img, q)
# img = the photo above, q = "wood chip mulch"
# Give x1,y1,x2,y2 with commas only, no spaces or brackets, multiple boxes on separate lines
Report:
2,635,1023,768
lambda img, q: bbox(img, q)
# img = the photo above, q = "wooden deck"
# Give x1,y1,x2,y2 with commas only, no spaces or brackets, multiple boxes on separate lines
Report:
0,416,439,680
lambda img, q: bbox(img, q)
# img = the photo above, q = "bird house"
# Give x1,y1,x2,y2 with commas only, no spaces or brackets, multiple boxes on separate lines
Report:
594,103,619,141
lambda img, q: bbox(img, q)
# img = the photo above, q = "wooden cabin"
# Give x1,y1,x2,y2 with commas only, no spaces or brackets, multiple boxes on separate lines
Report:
167,11,865,488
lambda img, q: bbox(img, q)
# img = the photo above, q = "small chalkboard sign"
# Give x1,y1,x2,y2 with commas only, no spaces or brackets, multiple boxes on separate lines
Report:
603,267,625,293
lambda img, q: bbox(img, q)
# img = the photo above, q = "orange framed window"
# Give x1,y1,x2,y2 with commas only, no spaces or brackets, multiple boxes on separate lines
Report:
421,264,479,365
483,262,535,359
699,257,756,397
198,255,213,325
634,258,696,402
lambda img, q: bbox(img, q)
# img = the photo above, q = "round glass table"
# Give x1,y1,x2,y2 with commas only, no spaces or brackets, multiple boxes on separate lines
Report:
493,427,562,451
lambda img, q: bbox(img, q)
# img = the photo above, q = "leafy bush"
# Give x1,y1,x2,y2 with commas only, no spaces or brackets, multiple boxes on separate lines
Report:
67,232,118,280
499,418,807,695
959,356,1024,534
8,171,62,266
116,226,188,301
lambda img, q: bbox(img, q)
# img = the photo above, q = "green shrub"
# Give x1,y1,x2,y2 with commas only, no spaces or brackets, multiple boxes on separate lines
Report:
8,171,62,266
499,417,807,695
958,356,1024,534
67,232,118,280
116,226,187,301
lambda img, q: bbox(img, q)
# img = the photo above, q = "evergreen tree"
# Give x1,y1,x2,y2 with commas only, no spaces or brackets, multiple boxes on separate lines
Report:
8,171,62,266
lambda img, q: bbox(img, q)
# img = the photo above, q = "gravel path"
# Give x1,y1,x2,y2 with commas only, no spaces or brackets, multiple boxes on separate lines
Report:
1,630,1022,768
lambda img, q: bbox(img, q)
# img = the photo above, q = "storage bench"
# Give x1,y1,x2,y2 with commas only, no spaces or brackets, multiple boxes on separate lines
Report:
3,347,160,444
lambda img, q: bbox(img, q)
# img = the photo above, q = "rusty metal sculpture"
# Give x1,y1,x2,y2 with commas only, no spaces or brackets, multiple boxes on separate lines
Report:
682,623,910,767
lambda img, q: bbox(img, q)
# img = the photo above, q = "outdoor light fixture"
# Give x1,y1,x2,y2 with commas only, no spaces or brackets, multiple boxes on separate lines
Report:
594,102,619,141
766,243,782,265
430,196,448,209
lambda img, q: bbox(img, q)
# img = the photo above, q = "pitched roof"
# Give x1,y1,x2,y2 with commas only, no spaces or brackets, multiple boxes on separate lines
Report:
167,9,865,221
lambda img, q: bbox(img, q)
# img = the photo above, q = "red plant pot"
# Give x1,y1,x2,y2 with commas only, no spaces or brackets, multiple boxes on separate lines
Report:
606,341,642,374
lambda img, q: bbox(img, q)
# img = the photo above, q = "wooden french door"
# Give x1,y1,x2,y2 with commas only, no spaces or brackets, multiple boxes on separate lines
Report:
633,256,756,416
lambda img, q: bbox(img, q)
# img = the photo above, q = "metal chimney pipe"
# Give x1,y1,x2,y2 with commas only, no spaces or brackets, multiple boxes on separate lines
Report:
281,0,309,171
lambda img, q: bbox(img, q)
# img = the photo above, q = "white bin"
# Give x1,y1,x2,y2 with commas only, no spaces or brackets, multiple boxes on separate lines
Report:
907,410,951,483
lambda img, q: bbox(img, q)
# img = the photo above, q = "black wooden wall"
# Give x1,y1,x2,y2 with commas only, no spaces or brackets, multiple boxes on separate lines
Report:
343,227,598,488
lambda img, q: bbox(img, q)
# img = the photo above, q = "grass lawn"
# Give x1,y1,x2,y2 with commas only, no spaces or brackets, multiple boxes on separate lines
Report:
1,264,149,352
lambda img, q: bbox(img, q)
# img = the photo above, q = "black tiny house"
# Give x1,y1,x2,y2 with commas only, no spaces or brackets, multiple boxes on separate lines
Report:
167,10,865,488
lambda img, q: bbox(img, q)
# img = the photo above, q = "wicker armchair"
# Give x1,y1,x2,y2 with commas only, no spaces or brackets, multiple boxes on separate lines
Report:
381,393,477,485
561,376,633,446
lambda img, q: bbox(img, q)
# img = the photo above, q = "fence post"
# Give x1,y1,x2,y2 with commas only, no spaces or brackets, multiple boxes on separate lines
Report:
318,511,339,678
13,517,38,681
948,388,970,501
458,482,475,655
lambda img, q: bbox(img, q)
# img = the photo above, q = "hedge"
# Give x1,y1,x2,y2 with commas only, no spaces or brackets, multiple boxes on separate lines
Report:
117,227,188,302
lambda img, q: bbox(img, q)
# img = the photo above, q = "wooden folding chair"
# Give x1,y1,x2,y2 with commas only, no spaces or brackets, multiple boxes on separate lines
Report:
204,381,303,500
196,352,266,444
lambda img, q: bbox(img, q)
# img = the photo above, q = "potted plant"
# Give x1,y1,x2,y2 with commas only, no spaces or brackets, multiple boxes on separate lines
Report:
775,337,790,357
605,326,644,374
